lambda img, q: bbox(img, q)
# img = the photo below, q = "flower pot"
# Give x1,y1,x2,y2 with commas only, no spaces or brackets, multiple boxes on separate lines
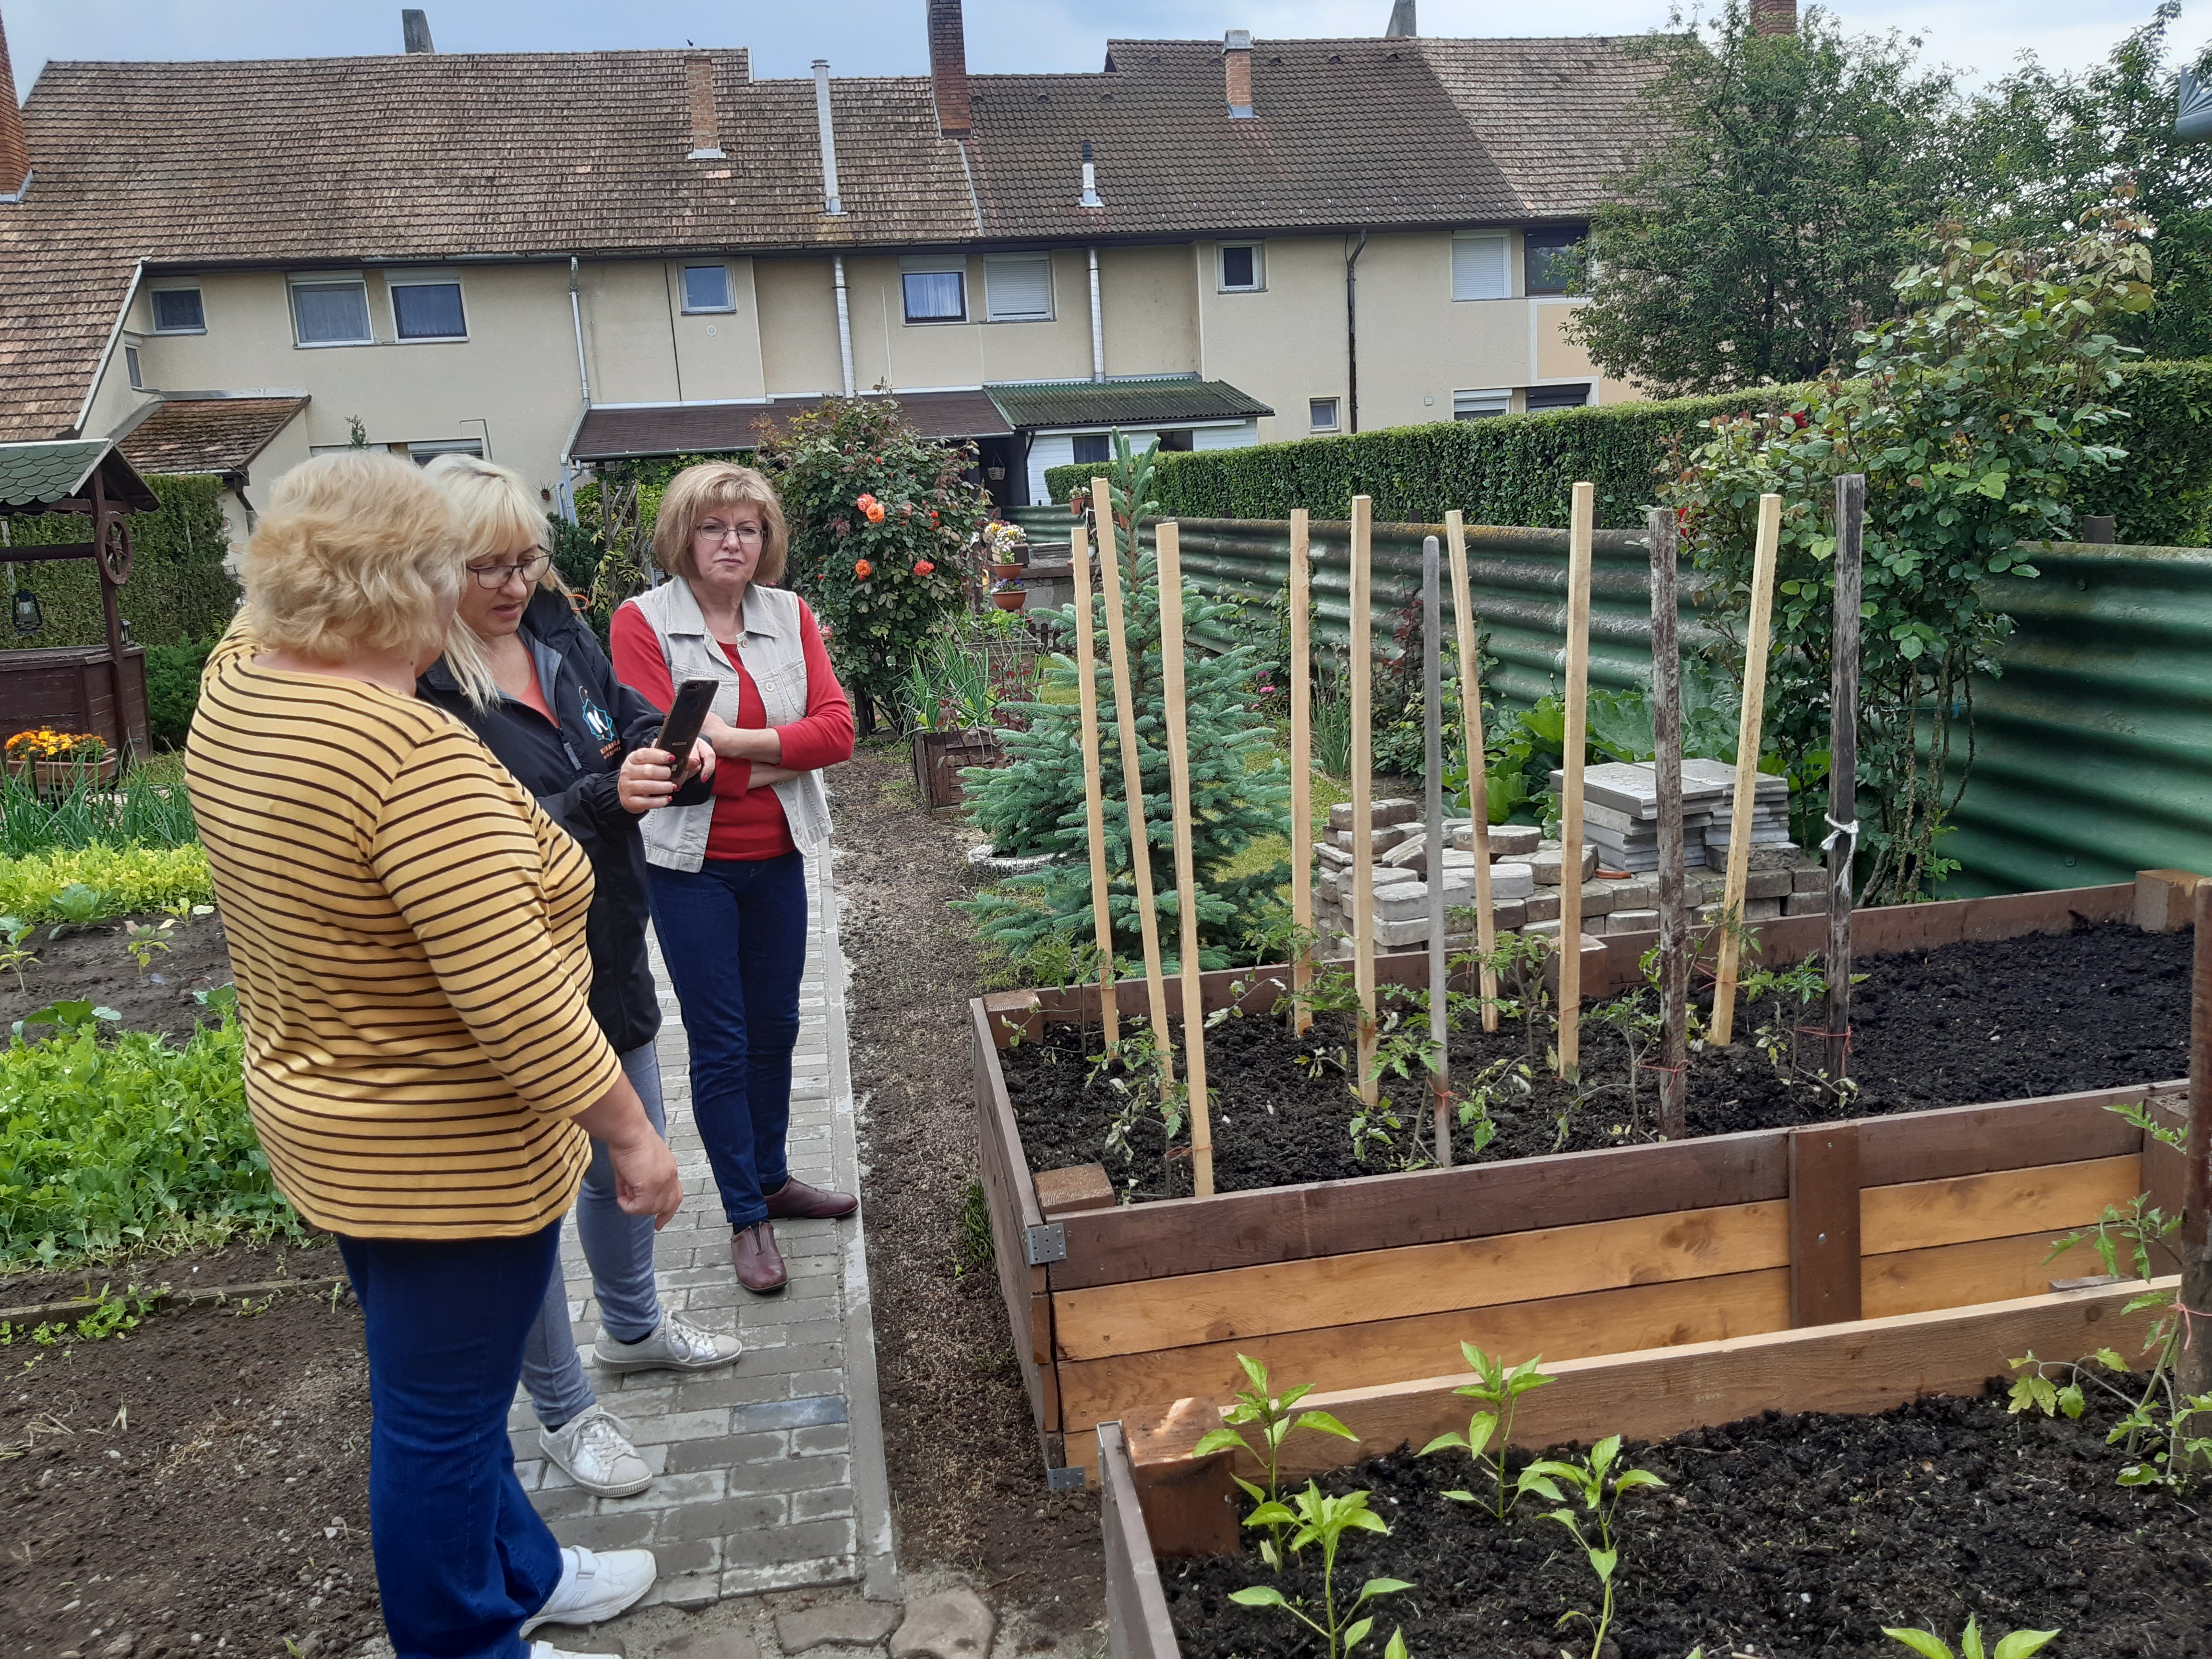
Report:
11,753,119,794
992,589,1028,612
990,563,1025,581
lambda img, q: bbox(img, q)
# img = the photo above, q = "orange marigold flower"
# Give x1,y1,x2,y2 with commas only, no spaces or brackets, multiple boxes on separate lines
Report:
854,559,873,579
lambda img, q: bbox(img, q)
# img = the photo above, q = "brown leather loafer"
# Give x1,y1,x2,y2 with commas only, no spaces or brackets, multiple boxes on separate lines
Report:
731,1222,787,1295
764,1178,859,1221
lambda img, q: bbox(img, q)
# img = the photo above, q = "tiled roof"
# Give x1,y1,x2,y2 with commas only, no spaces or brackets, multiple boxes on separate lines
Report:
118,396,309,478
570,390,1010,461
0,439,158,511
986,378,1272,430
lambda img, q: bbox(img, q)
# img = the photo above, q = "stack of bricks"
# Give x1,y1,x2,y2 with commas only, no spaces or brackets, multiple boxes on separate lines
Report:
1310,797,1832,957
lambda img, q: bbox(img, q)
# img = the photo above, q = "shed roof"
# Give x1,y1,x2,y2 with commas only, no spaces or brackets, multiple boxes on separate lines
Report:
118,396,310,479
985,378,1272,430
570,389,1011,461
0,439,159,513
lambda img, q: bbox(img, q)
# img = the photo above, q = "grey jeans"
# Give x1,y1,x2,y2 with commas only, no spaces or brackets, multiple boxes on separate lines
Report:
520,1040,669,1431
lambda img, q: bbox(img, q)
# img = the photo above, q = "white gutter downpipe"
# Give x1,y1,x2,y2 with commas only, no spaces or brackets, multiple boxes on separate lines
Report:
1087,247,1106,383
832,255,857,397
569,257,592,407
813,60,845,216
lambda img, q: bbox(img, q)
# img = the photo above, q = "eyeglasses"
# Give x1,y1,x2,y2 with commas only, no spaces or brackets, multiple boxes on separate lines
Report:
466,553,550,589
697,521,766,545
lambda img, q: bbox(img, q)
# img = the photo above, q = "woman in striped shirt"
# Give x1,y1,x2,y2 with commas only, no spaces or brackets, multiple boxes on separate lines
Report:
187,451,679,1659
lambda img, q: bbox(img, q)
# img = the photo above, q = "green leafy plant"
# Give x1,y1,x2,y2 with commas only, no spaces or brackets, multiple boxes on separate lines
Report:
0,843,211,923
1228,1482,1410,1659
1419,1342,1556,1520
0,1285,154,1350
121,917,176,975
0,916,34,992
46,883,109,939
1449,1055,1532,1160
11,999,120,1041
1191,1355,1359,1569
1517,1435,1667,1659
954,1180,992,1278
0,764,199,856
902,633,998,733
1881,1617,2060,1659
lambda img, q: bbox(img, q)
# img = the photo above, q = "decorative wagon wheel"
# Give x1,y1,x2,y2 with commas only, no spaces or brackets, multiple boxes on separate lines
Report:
97,514,133,584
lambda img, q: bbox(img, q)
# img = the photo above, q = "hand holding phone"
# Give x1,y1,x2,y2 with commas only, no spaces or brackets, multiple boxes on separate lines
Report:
655,679,719,765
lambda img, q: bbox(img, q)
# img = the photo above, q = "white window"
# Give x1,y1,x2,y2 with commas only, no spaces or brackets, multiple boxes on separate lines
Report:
1451,233,1510,301
1309,397,1340,433
1219,243,1264,292
125,346,143,389
390,275,466,340
901,260,967,324
1071,433,1111,465
985,257,1053,322
150,288,204,334
290,276,373,346
1453,388,1511,421
682,264,733,313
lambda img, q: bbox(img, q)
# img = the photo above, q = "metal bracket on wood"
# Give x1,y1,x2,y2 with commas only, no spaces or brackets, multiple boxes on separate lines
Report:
1025,1222,1067,1266
1046,1463,1089,1491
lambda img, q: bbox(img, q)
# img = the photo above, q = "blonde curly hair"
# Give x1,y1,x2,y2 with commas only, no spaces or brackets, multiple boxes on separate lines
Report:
652,461,788,585
240,451,463,664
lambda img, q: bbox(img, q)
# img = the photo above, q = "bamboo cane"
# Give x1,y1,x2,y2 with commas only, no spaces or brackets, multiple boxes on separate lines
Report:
1648,506,1689,1139
2181,880,2212,1403
1070,518,1117,1044
1091,475,1174,1064
1558,481,1595,1082
1421,534,1452,1166
1349,494,1378,1105
1825,475,1865,1082
1710,492,1783,1047
1156,523,1214,1197
1445,511,1497,1032
1289,508,1315,1037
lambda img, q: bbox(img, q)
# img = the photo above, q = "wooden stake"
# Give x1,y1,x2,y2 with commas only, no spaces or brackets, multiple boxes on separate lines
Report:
1289,508,1315,1037
1350,494,1378,1106
2182,879,2212,1400
1091,475,1174,1063
1421,534,1452,1166
1710,493,1783,1048
1558,481,1595,1082
1445,510,1498,1032
1647,507,1689,1140
1070,517,1118,1045
1156,522,1214,1198
1825,474,1865,1083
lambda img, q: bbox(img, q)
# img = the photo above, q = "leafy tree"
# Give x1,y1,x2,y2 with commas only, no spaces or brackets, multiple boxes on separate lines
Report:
1568,3,1966,396
1963,0,2212,359
1659,215,2152,903
752,397,990,734
960,437,1289,972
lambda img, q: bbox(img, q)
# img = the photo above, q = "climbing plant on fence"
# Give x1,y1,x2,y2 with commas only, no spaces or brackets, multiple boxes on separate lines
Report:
0,472,237,647
1047,360,2212,545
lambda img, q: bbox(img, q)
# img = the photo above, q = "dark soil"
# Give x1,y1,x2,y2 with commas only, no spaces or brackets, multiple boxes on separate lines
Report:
1165,1386,2212,1659
0,909,232,1046
834,742,1106,1635
1006,921,2193,1199
0,1246,375,1659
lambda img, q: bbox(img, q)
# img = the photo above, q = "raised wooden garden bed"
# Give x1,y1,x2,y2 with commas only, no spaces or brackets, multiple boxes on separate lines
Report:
974,878,2191,1484
911,727,1002,808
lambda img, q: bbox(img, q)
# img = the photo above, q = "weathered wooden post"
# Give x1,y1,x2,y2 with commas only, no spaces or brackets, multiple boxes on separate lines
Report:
1710,493,1782,1047
1350,494,1378,1106
2182,879,2212,1400
1156,522,1215,1198
1445,511,1499,1031
1289,508,1315,1036
1648,506,1689,1139
1070,517,1118,1044
1558,482,1595,1082
1825,475,1865,1082
1422,533,1452,1166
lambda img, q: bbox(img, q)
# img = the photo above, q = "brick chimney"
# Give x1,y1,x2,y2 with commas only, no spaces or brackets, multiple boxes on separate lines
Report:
1224,29,1253,119
685,55,724,158
0,6,30,202
1751,0,1797,36
927,0,971,138
401,9,434,53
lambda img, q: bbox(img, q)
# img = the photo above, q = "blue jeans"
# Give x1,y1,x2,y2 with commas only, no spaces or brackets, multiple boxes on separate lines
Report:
337,1223,565,1659
647,851,807,1230
520,1041,669,1430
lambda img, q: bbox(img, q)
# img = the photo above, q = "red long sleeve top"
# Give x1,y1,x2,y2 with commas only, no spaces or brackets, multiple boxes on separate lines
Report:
610,593,854,862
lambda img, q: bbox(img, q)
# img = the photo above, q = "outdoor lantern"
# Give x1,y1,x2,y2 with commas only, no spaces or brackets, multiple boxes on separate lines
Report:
10,580,39,635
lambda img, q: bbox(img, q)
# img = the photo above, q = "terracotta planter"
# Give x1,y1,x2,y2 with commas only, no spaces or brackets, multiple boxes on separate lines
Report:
991,562,1025,581
992,589,1028,612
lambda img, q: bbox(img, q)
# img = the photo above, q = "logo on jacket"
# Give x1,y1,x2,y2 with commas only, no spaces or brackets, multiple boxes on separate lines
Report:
580,693,621,757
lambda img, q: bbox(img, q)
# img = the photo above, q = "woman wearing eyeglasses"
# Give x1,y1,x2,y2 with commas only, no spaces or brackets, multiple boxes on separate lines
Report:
417,456,743,1502
609,462,855,1295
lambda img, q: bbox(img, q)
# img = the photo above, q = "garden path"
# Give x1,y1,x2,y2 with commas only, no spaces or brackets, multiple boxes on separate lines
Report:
508,842,898,1609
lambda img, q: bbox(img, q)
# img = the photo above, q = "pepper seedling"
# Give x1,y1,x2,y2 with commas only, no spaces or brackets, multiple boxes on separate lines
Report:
1515,1433,1666,1659
1881,1615,2060,1659
1191,1353,1358,1569
1418,1342,1555,1520
1227,1482,1411,1659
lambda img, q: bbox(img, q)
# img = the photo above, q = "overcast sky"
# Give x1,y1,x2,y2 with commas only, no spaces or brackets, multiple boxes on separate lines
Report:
6,0,2204,95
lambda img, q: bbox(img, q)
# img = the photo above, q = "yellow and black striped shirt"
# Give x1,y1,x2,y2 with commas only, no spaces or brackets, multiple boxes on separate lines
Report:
185,632,620,1239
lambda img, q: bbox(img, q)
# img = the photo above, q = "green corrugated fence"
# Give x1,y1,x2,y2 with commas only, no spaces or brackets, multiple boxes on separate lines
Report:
1106,517,2212,898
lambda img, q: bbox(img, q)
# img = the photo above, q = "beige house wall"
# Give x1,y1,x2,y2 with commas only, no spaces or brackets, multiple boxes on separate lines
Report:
834,252,1096,394
1097,245,1199,381
1194,236,1347,445
756,258,844,396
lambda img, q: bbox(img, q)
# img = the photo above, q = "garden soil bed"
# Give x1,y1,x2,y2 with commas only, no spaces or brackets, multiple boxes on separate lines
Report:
0,908,232,1046
1006,921,2192,1199
1161,1385,2212,1659
0,1239,376,1659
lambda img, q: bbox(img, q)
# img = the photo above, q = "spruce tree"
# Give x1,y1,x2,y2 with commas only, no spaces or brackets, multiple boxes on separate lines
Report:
960,439,1289,972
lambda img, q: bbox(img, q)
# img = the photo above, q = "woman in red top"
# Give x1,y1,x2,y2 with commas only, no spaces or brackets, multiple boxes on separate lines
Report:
611,463,856,1294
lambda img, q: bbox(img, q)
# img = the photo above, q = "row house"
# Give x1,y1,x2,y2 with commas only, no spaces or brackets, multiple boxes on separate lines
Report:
0,1,1661,537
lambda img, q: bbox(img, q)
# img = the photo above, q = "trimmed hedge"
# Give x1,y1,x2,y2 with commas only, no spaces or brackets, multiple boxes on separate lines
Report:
2,473,239,648
1046,361,2212,544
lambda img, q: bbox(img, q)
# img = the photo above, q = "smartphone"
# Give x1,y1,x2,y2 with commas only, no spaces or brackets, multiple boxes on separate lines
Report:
653,679,718,769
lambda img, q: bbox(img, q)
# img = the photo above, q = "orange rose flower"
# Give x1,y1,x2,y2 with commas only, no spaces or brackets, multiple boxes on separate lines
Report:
913,560,935,576
854,559,873,579
864,503,886,524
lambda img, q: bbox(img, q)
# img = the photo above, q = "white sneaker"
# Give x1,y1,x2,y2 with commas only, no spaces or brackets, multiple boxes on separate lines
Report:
539,1406,652,1498
531,1647,622,1659
591,1314,742,1374
520,1545,656,1635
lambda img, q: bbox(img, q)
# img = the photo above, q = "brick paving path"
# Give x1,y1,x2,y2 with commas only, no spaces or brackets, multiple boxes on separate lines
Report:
509,843,897,1608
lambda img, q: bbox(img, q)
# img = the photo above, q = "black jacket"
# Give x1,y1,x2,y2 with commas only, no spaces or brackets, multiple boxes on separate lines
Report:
418,588,705,1056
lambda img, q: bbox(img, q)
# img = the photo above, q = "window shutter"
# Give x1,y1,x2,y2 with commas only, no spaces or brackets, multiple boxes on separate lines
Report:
987,259,1053,321
1452,235,1509,301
